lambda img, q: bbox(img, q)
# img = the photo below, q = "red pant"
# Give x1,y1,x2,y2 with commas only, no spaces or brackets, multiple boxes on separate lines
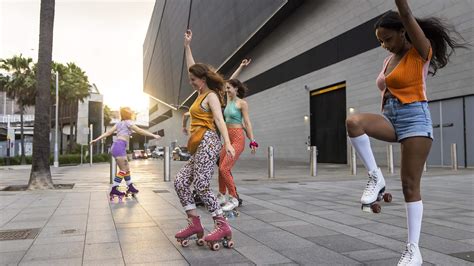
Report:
218,128,245,198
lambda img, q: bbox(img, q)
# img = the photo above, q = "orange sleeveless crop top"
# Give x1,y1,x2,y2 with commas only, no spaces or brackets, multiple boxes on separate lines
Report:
189,92,216,133
376,46,432,107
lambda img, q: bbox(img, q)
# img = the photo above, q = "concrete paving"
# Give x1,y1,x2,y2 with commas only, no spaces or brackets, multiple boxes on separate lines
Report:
0,158,473,265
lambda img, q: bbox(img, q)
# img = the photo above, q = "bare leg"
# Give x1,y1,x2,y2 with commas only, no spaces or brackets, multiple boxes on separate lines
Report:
400,137,432,255
400,137,432,202
346,113,397,142
115,156,130,172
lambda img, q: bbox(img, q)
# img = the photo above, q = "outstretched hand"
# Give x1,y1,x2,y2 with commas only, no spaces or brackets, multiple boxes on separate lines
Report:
184,29,192,47
241,58,251,67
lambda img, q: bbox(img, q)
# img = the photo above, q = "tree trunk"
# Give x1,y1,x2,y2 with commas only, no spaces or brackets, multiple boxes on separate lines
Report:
20,107,26,165
68,106,73,153
28,0,55,190
60,122,63,155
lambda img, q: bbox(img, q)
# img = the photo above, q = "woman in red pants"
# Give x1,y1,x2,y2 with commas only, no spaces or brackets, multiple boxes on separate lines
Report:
218,74,258,212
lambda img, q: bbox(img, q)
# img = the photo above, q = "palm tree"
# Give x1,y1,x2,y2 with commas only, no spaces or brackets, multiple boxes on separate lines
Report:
64,63,90,153
51,62,90,154
103,104,113,150
28,0,55,189
0,55,36,164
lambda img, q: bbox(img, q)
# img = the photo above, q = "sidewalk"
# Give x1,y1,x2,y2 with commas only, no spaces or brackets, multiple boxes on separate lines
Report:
0,159,473,265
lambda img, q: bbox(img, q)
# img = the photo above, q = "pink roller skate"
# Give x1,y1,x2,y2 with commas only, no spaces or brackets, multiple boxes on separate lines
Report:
109,186,125,202
204,216,234,251
175,216,205,247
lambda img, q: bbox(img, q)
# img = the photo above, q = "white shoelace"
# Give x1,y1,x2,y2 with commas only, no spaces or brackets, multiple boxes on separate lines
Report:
398,244,415,265
363,176,377,196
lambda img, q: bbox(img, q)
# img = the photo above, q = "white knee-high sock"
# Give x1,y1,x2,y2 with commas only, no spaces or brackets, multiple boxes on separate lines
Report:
349,134,378,172
406,200,423,245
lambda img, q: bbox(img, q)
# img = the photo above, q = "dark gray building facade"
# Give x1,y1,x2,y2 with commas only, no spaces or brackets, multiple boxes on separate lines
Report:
144,0,473,167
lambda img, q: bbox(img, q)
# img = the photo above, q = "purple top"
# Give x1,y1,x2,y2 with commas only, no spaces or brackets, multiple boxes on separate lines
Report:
116,120,134,137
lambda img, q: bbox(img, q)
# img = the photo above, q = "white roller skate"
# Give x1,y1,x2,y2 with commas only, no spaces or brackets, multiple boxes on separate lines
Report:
361,168,392,213
398,243,422,266
222,196,240,218
217,193,227,206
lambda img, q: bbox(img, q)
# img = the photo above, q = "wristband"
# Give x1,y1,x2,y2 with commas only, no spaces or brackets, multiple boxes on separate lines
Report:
249,140,258,149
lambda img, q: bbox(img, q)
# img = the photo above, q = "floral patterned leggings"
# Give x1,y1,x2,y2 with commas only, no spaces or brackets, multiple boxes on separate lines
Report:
174,130,222,216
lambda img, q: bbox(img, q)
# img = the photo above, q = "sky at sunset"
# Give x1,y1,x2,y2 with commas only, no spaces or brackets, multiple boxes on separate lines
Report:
0,0,156,113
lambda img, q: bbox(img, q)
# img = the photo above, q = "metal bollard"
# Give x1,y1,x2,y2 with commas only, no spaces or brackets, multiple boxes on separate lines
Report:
164,146,170,181
351,145,357,175
89,124,93,166
451,143,458,171
110,157,117,184
310,146,317,176
387,144,394,174
268,146,274,178
81,145,83,165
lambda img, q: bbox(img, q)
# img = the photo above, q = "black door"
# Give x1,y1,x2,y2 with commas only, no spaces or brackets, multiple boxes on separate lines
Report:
310,85,347,163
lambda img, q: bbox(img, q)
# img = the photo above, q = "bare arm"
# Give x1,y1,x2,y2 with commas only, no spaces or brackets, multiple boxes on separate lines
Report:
395,0,431,60
184,30,195,68
130,124,161,140
182,111,190,135
241,101,258,154
240,101,254,141
207,93,235,157
229,59,251,80
90,125,116,144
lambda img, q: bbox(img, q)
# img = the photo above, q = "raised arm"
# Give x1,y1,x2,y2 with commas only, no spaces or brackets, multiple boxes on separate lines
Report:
229,59,251,80
130,124,161,140
395,0,431,60
207,93,235,157
184,29,195,69
182,111,190,135
90,125,117,144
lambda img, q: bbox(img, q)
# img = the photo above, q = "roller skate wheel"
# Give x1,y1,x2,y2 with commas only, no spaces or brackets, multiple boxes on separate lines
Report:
211,242,220,251
371,203,381,213
226,240,234,248
180,239,189,247
196,238,205,246
383,193,392,203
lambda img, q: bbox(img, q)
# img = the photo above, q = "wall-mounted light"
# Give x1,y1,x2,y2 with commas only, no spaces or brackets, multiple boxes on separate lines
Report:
304,115,309,121
304,85,310,92
348,107,355,114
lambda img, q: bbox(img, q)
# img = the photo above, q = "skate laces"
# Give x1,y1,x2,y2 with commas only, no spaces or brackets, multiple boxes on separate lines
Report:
209,220,225,235
178,218,194,233
398,243,416,265
363,175,377,196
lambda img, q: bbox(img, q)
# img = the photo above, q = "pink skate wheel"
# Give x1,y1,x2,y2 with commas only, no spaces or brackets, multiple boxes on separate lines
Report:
197,239,205,246
211,243,220,251
371,203,381,213
227,240,234,248
383,193,392,203
181,239,189,247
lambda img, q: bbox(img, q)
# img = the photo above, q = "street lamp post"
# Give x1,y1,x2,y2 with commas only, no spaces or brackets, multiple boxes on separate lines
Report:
54,71,59,167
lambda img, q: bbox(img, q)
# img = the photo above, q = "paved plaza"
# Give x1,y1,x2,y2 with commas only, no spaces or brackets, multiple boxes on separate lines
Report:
0,159,473,265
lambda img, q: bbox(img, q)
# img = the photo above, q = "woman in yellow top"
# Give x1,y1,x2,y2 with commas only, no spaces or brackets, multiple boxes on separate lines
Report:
174,30,236,251
346,1,467,265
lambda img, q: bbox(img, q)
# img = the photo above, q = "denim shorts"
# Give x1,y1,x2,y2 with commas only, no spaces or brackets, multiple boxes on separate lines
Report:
111,139,127,157
383,98,433,142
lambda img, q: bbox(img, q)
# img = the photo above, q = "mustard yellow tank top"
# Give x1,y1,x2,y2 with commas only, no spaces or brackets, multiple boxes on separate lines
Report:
189,92,215,133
